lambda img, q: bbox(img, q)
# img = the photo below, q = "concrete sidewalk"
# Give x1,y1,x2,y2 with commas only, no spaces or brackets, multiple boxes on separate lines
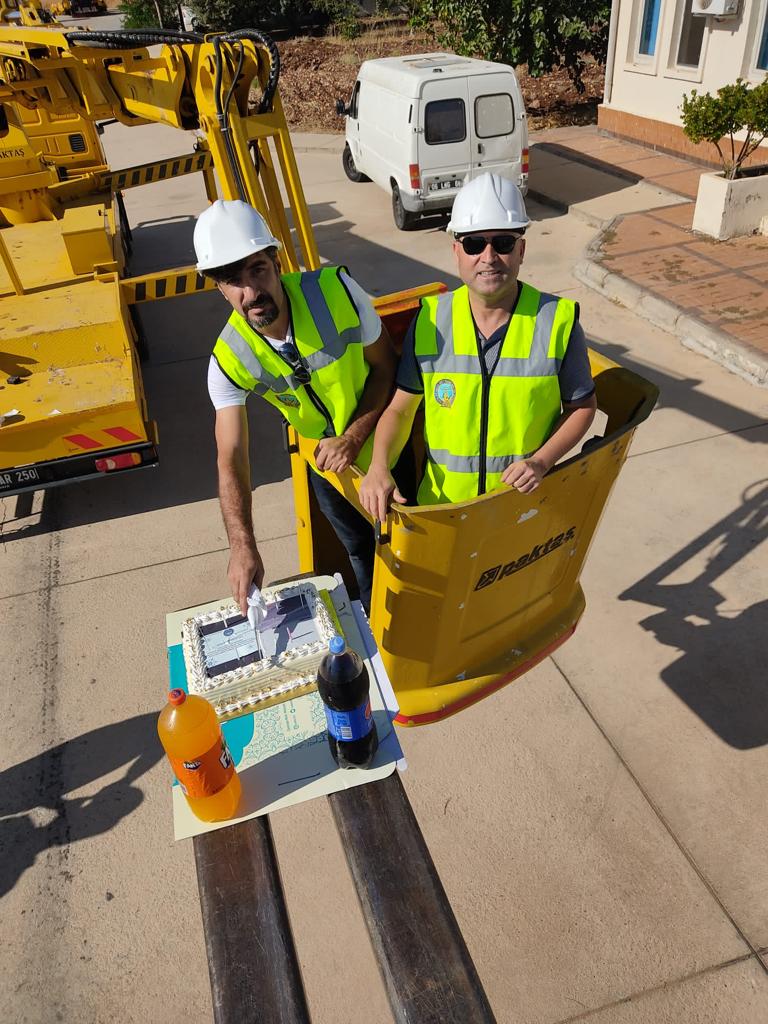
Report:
1,123,767,1024
530,125,768,387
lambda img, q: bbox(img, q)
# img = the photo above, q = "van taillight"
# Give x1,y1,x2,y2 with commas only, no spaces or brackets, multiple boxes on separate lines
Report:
409,164,421,189
522,148,529,174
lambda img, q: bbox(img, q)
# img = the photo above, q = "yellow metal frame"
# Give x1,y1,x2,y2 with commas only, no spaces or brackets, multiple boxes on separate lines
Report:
0,27,319,486
288,289,659,726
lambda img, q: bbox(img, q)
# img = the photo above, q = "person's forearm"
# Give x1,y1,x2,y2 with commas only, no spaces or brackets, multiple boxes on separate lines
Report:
342,360,395,450
369,403,415,470
218,453,255,549
534,403,596,472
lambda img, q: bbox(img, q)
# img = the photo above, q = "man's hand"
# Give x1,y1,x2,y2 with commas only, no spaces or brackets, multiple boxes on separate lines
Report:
314,435,361,474
359,464,407,522
228,540,265,617
501,457,547,494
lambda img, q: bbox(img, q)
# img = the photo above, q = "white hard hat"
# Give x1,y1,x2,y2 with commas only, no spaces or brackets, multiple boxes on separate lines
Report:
447,173,529,235
194,199,281,271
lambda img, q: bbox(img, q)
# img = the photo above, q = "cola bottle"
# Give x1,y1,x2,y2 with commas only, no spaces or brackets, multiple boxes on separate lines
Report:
317,636,379,769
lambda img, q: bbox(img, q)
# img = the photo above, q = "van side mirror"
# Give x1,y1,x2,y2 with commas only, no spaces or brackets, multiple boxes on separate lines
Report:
335,98,348,116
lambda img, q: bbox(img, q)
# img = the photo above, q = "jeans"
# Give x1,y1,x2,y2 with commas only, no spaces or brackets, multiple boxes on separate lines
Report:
309,470,375,613
307,447,417,615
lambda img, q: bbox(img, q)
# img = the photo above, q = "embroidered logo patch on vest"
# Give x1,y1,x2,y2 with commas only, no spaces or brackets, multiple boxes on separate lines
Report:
434,378,456,408
275,392,300,408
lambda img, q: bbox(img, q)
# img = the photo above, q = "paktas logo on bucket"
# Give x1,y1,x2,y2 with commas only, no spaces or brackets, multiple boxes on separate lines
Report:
474,526,576,591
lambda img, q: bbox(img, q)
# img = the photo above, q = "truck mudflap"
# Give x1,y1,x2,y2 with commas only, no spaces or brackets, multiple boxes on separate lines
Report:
0,437,158,497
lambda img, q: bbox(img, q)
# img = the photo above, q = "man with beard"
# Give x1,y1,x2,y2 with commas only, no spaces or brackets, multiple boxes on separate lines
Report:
195,199,397,615
359,173,597,517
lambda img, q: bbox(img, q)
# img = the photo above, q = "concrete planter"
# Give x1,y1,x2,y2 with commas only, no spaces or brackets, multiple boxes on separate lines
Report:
692,167,768,240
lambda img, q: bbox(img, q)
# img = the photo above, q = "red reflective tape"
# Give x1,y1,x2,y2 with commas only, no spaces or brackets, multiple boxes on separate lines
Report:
64,433,102,450
104,426,142,442
394,624,577,727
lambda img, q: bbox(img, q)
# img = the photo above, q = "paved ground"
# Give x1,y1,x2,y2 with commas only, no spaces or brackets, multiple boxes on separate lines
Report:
530,126,768,386
1,115,768,1024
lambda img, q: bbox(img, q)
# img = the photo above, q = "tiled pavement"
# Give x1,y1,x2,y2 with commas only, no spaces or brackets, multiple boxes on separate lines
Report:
530,126,768,381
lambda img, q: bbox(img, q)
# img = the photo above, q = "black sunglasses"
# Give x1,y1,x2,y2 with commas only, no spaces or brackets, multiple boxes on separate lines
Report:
277,342,311,385
458,233,523,256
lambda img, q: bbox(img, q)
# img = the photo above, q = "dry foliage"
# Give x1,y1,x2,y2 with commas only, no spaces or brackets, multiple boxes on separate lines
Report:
276,29,605,134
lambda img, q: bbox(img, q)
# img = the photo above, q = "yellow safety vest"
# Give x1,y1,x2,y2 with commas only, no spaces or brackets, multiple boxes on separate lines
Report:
413,282,576,504
213,266,373,469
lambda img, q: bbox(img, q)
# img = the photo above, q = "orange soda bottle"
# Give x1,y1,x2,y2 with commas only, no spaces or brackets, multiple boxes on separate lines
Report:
158,689,242,822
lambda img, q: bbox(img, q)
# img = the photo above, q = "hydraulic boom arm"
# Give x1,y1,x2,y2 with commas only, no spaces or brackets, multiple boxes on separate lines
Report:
0,25,318,270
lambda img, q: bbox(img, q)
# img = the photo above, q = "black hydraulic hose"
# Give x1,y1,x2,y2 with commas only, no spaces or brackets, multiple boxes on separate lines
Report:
220,29,280,113
222,38,245,128
67,28,205,46
66,28,280,114
212,34,247,202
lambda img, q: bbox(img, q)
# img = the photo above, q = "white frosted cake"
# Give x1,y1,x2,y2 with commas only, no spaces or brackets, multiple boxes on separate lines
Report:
181,580,341,720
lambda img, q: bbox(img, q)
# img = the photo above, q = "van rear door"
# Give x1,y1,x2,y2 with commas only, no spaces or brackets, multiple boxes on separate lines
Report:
416,78,471,195
467,73,527,189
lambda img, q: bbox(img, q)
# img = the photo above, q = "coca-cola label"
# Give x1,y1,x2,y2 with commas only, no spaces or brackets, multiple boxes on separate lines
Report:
324,700,373,742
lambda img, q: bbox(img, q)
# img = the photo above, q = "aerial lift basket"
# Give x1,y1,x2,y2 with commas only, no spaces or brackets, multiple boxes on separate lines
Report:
289,286,658,726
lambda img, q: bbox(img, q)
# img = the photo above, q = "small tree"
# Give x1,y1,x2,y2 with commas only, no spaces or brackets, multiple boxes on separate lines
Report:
119,0,181,29
681,78,768,180
405,0,611,92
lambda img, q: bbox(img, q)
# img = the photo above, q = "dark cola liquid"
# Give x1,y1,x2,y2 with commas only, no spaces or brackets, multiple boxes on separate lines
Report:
317,636,379,769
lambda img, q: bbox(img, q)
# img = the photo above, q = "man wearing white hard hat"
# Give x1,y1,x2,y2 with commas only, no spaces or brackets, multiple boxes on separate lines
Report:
195,199,399,614
359,173,596,517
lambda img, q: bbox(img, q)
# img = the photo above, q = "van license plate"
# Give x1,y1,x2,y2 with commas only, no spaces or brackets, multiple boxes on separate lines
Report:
429,180,460,191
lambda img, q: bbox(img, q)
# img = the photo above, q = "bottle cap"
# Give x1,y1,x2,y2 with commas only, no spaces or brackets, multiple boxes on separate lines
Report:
329,635,345,655
168,688,187,706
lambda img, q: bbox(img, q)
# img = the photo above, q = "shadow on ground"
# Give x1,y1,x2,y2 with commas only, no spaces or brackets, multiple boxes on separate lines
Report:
0,713,164,898
621,479,768,748
587,333,768,442
529,144,644,205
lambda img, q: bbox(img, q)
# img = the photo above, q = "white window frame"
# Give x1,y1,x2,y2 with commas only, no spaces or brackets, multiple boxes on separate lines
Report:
664,0,708,82
626,0,666,75
747,0,768,81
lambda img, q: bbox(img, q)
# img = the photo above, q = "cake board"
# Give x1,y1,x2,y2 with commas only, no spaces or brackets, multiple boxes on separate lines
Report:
165,574,405,840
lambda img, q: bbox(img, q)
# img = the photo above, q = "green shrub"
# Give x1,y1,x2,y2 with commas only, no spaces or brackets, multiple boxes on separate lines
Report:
119,0,181,29
405,0,611,92
681,77,768,180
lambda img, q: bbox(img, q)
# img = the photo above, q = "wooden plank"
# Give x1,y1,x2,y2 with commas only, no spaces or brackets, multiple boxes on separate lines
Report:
328,772,497,1024
194,817,311,1024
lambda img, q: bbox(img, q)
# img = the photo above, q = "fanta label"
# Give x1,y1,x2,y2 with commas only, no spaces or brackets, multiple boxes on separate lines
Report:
169,738,235,799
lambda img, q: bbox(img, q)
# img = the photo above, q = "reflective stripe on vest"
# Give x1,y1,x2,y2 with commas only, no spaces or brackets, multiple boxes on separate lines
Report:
414,282,576,505
212,267,373,466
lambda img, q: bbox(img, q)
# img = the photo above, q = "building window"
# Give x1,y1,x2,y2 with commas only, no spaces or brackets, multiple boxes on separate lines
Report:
639,0,662,56
758,4,768,70
676,7,706,67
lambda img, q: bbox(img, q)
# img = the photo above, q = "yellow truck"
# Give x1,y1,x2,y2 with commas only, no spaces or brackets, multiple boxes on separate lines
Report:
50,0,106,17
0,24,657,722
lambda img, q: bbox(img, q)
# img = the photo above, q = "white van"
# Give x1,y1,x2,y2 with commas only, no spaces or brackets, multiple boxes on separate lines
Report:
336,53,528,230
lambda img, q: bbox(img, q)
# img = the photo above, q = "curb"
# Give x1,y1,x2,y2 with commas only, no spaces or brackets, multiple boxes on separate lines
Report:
291,133,344,154
526,187,609,230
573,255,768,388
528,188,768,388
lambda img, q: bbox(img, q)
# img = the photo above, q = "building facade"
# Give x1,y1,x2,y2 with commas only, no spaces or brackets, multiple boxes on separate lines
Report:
599,0,768,166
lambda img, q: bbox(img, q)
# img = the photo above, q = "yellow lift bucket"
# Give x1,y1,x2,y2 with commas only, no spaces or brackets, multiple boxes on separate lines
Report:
289,286,658,726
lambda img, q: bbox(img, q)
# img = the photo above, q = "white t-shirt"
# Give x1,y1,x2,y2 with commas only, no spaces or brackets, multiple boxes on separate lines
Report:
207,271,382,410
